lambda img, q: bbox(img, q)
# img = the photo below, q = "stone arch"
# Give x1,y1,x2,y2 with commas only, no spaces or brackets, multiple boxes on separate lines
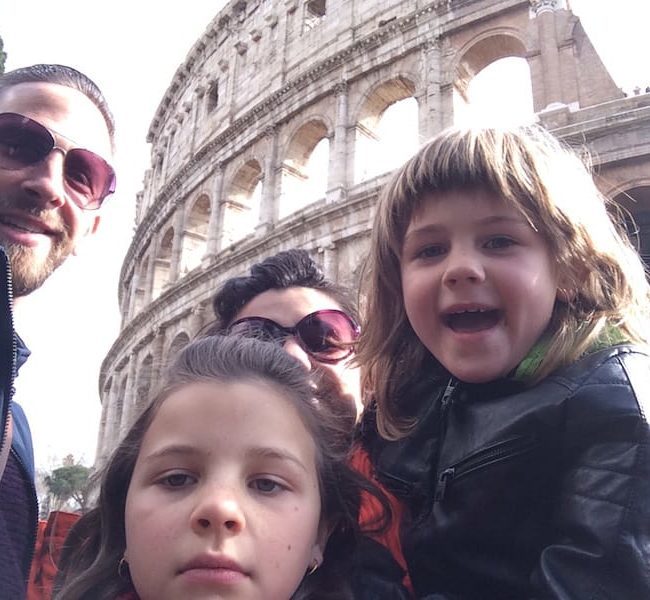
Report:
182,194,211,274
136,354,155,415
221,159,263,247
452,30,533,126
279,118,331,219
354,75,419,183
612,185,650,267
166,331,191,368
152,227,174,299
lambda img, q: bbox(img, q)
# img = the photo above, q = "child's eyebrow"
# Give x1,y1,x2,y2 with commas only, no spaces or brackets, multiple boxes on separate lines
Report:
142,444,200,462
247,446,309,473
406,214,527,237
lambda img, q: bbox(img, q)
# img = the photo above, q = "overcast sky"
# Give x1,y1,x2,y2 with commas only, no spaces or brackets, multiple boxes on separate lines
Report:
0,1,648,475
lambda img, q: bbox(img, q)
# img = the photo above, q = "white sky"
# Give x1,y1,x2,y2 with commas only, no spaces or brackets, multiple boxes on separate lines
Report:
0,0,648,476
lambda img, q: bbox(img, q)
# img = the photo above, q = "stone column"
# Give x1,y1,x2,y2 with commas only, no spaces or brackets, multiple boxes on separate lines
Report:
127,268,140,321
322,244,338,281
190,302,208,336
327,82,348,203
190,86,204,154
144,231,159,302
121,351,139,435
150,327,167,384
169,207,186,282
94,395,109,467
258,126,279,232
531,0,563,108
205,164,225,258
420,38,446,138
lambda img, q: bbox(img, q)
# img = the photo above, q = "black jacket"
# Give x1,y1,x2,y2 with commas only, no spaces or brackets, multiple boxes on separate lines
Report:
0,246,37,597
360,345,650,599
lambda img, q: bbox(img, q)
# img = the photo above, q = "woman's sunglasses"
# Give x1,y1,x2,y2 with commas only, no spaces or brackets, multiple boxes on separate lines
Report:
227,309,360,364
0,112,116,210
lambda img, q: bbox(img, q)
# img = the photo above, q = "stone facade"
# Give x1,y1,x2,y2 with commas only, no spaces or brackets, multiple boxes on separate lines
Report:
96,0,650,464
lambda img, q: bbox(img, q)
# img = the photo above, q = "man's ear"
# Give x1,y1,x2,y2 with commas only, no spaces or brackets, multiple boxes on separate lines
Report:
72,214,101,256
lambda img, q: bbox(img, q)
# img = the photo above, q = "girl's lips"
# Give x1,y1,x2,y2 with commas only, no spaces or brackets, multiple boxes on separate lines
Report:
180,554,247,576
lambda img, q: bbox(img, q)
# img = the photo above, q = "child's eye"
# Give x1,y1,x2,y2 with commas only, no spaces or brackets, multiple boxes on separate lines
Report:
159,473,196,488
249,477,286,494
484,236,516,250
415,244,445,259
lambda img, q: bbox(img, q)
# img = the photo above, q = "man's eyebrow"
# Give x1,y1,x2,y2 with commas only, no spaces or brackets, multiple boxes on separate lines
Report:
247,446,309,473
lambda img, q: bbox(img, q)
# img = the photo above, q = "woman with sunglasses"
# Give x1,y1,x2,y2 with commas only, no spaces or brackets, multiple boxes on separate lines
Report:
203,249,362,419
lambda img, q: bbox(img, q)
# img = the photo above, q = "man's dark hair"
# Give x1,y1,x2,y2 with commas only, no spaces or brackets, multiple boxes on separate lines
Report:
0,63,115,151
208,249,358,332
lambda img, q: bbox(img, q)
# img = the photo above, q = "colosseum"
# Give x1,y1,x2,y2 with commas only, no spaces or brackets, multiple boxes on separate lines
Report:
96,0,650,463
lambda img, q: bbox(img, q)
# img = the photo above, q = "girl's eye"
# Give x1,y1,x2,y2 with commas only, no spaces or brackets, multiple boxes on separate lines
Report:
249,477,285,494
159,473,196,488
415,244,445,259
485,236,516,250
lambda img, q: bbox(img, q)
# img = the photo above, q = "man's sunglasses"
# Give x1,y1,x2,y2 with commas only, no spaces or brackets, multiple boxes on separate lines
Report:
0,112,116,210
227,309,360,364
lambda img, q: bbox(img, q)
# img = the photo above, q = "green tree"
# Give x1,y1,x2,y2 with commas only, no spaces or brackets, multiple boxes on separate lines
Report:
43,458,91,513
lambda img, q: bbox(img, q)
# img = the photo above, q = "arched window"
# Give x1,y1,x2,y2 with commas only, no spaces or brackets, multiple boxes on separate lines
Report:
453,35,534,127
222,160,263,247
355,77,418,183
280,120,329,219
181,195,211,273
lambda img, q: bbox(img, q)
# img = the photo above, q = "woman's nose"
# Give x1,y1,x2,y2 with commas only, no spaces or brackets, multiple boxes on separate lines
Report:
190,487,246,536
282,336,312,369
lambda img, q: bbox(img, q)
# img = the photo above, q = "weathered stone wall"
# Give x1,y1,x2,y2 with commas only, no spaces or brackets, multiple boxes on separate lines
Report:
96,0,650,464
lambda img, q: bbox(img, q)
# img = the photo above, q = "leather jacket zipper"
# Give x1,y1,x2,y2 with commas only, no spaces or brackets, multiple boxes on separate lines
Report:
425,378,457,507
435,434,538,502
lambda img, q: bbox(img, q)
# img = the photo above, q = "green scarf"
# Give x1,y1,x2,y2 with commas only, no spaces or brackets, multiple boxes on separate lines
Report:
513,326,627,382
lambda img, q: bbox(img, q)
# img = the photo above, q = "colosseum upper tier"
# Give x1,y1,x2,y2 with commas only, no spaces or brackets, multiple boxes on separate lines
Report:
96,0,650,462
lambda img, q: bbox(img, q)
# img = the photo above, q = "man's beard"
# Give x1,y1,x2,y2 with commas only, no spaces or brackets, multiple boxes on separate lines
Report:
0,197,73,297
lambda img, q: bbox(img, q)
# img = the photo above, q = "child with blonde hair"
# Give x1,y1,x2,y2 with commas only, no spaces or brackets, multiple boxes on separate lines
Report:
355,125,650,598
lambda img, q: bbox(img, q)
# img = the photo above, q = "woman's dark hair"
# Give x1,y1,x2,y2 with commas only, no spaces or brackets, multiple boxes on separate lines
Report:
54,335,381,599
205,249,358,334
0,63,115,151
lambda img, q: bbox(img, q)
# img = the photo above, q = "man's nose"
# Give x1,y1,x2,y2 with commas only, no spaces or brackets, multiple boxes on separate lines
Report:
19,150,67,209
190,485,246,536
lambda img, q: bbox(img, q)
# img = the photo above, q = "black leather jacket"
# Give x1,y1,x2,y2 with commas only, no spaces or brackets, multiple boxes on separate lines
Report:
360,345,650,599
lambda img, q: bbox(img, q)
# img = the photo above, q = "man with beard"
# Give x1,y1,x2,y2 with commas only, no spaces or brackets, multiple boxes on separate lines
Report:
0,64,115,598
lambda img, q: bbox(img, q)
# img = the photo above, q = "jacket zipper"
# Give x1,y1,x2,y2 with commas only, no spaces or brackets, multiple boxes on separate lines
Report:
0,249,16,463
428,378,457,506
435,434,538,502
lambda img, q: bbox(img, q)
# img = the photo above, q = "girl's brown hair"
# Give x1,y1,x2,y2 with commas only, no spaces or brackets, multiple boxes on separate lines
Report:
358,125,650,439
55,335,374,599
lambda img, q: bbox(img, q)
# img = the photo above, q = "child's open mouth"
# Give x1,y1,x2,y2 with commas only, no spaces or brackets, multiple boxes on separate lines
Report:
443,308,501,333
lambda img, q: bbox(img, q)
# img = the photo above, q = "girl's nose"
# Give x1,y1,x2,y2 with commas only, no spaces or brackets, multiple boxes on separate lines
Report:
442,247,485,286
20,150,67,209
190,487,246,536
